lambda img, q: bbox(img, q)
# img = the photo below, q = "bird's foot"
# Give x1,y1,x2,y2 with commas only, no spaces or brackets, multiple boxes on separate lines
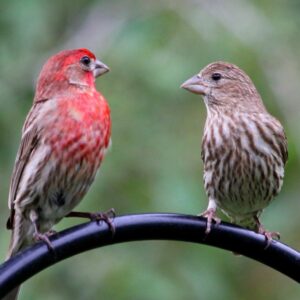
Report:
199,208,221,234
90,208,116,235
33,231,54,251
31,216,55,252
46,229,57,236
258,226,280,249
67,208,116,235
254,216,280,249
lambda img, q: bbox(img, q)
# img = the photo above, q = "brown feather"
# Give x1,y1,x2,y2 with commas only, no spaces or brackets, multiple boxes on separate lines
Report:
8,103,42,226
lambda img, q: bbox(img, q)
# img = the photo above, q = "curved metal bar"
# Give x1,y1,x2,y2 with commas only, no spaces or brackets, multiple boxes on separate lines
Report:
0,213,299,298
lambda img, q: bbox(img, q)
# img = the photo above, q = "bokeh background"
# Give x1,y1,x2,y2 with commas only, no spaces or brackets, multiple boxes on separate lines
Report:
0,0,299,299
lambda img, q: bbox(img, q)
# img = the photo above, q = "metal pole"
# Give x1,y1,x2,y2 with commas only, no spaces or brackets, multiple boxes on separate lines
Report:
0,213,299,298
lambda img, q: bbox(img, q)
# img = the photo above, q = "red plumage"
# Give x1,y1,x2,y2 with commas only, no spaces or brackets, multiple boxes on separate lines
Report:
5,48,110,300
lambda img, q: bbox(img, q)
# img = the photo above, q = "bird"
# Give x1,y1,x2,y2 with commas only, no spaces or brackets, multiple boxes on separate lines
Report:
181,61,287,243
4,48,111,300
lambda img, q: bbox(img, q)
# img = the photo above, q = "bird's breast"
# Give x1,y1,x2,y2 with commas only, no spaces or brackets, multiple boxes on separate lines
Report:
202,113,285,215
45,95,111,164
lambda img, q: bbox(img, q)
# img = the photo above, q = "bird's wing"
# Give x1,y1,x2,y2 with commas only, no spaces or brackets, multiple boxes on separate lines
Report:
270,116,288,165
278,129,288,165
7,103,42,229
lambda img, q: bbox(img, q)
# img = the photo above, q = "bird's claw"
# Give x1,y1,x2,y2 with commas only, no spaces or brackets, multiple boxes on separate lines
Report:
90,208,116,235
258,226,280,249
92,207,116,219
46,229,57,236
67,208,116,236
199,208,221,234
33,231,54,251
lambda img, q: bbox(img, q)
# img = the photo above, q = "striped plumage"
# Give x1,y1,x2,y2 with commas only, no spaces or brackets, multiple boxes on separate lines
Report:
4,49,110,300
181,61,287,238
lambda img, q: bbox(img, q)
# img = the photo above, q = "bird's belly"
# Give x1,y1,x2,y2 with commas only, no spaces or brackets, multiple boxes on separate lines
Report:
38,150,103,229
203,146,284,218
17,130,106,233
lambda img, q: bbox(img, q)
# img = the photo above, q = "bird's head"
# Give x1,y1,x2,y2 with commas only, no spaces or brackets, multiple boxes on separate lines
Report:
181,61,265,113
35,48,109,101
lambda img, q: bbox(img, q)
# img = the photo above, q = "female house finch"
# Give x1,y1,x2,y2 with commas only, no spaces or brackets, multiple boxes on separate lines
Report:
181,62,287,242
5,48,110,300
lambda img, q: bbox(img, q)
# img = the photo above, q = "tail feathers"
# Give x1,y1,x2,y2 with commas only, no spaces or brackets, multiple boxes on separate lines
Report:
238,218,259,232
2,287,20,300
4,246,22,300
6,233,25,261
230,212,261,232
4,230,26,300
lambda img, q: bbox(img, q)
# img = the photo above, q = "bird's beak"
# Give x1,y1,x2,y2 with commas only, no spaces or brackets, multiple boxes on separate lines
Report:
93,60,110,78
180,74,208,95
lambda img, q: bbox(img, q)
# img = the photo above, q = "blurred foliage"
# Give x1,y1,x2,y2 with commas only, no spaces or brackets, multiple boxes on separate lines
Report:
0,0,299,299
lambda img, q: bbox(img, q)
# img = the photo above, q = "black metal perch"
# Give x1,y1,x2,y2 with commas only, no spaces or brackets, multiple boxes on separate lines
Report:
0,213,299,298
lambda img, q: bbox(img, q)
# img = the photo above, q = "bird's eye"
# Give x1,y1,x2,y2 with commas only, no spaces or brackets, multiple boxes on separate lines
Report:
211,73,222,81
80,56,91,66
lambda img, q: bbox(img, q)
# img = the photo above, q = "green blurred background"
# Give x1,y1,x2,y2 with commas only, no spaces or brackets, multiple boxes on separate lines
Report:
0,0,299,299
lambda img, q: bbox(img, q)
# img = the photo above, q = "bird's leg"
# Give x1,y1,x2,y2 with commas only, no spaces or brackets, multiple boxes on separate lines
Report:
199,199,221,234
66,208,116,235
254,216,280,249
46,229,57,236
30,210,54,251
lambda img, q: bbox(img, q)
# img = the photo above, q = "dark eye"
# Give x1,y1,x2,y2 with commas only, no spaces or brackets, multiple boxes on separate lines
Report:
211,73,222,81
80,56,91,66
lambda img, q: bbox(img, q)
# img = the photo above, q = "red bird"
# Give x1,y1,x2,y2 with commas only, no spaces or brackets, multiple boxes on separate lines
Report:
5,48,111,300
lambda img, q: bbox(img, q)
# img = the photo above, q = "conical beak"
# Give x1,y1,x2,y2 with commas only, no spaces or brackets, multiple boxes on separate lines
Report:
180,74,208,95
93,60,110,77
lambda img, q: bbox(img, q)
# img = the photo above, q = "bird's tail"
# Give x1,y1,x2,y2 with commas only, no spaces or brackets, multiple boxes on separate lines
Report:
3,226,27,300
234,213,260,232
2,287,20,300
6,226,26,259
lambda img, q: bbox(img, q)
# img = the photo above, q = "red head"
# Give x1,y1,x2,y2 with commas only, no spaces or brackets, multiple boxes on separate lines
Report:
34,48,109,101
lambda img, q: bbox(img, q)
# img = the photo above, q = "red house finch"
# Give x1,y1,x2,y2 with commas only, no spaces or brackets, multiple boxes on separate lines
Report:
181,62,287,242
5,48,110,300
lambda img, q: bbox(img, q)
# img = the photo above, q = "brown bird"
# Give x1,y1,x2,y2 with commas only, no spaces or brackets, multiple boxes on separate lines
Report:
181,62,287,242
